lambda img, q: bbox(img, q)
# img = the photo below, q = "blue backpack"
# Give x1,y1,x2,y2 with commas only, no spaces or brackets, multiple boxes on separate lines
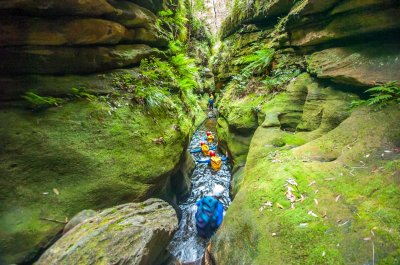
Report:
195,196,223,238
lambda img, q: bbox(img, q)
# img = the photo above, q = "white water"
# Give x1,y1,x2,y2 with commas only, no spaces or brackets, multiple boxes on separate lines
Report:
168,118,231,263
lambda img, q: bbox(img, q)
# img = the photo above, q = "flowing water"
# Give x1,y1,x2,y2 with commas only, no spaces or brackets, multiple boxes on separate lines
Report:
168,117,232,263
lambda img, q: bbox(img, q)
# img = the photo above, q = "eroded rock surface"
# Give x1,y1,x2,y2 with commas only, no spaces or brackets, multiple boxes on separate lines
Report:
211,0,400,264
36,199,178,265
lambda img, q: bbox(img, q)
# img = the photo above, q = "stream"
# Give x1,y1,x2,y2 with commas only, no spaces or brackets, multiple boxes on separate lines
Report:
168,117,232,263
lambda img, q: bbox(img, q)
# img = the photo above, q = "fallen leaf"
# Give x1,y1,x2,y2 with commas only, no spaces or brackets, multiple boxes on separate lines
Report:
42,192,49,195
363,237,371,241
324,178,336,181
272,233,277,237
53,188,60,196
314,199,318,205
314,189,319,194
308,180,316,187
335,195,341,202
287,178,298,186
276,203,284,209
308,210,318,217
65,217,69,223
322,251,326,257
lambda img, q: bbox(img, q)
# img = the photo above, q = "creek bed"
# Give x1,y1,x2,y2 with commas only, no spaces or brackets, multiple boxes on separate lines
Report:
168,118,231,263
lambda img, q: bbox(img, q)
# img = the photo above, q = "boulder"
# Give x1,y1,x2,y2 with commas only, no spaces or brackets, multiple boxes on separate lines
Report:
306,41,400,87
0,44,153,74
63,210,97,234
0,16,127,47
36,199,178,265
0,0,116,16
290,7,400,46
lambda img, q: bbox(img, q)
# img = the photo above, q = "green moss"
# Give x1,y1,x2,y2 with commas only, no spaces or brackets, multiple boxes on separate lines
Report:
0,89,203,263
212,104,400,264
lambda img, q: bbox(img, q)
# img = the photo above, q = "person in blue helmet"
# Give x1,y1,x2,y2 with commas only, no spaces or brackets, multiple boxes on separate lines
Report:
208,93,214,110
195,184,225,238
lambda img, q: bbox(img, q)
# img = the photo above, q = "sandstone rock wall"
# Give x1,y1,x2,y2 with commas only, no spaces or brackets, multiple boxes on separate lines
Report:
0,0,168,102
0,1,206,264
212,0,400,264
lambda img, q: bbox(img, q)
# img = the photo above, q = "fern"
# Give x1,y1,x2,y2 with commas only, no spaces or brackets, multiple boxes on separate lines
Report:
22,92,63,110
232,48,275,96
351,81,400,110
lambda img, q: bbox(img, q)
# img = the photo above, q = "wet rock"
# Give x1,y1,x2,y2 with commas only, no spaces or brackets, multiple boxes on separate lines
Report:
0,16,128,47
306,41,400,87
36,199,178,265
0,44,153,74
63,210,97,234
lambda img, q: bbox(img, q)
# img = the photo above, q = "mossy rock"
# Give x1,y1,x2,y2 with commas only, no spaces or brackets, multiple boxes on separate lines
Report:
0,95,201,264
216,117,252,167
211,104,400,264
0,68,140,102
36,199,178,265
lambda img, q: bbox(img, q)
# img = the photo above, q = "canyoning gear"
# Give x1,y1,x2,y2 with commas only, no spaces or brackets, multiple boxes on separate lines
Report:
196,155,227,163
200,141,206,146
210,155,222,171
201,143,210,156
209,150,216,157
190,146,217,154
206,131,211,136
212,184,225,198
195,196,224,238
208,98,214,110
207,134,215,143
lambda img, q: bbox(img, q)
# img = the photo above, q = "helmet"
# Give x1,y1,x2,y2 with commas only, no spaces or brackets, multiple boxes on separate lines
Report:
212,184,225,198
206,131,212,136
209,150,216,157
200,141,205,146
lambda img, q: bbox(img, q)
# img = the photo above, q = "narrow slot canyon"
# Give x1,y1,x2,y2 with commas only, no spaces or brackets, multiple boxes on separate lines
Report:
0,1,399,265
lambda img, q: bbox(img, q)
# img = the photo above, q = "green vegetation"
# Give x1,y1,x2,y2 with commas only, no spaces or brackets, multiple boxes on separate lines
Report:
231,48,275,96
70,87,97,101
22,92,63,110
351,81,400,110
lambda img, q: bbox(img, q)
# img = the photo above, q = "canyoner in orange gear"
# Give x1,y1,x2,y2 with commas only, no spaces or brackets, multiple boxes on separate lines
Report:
200,142,210,156
206,131,214,143
209,151,222,171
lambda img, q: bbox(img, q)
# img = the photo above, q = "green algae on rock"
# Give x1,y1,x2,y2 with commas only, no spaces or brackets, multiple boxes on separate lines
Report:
35,199,178,265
